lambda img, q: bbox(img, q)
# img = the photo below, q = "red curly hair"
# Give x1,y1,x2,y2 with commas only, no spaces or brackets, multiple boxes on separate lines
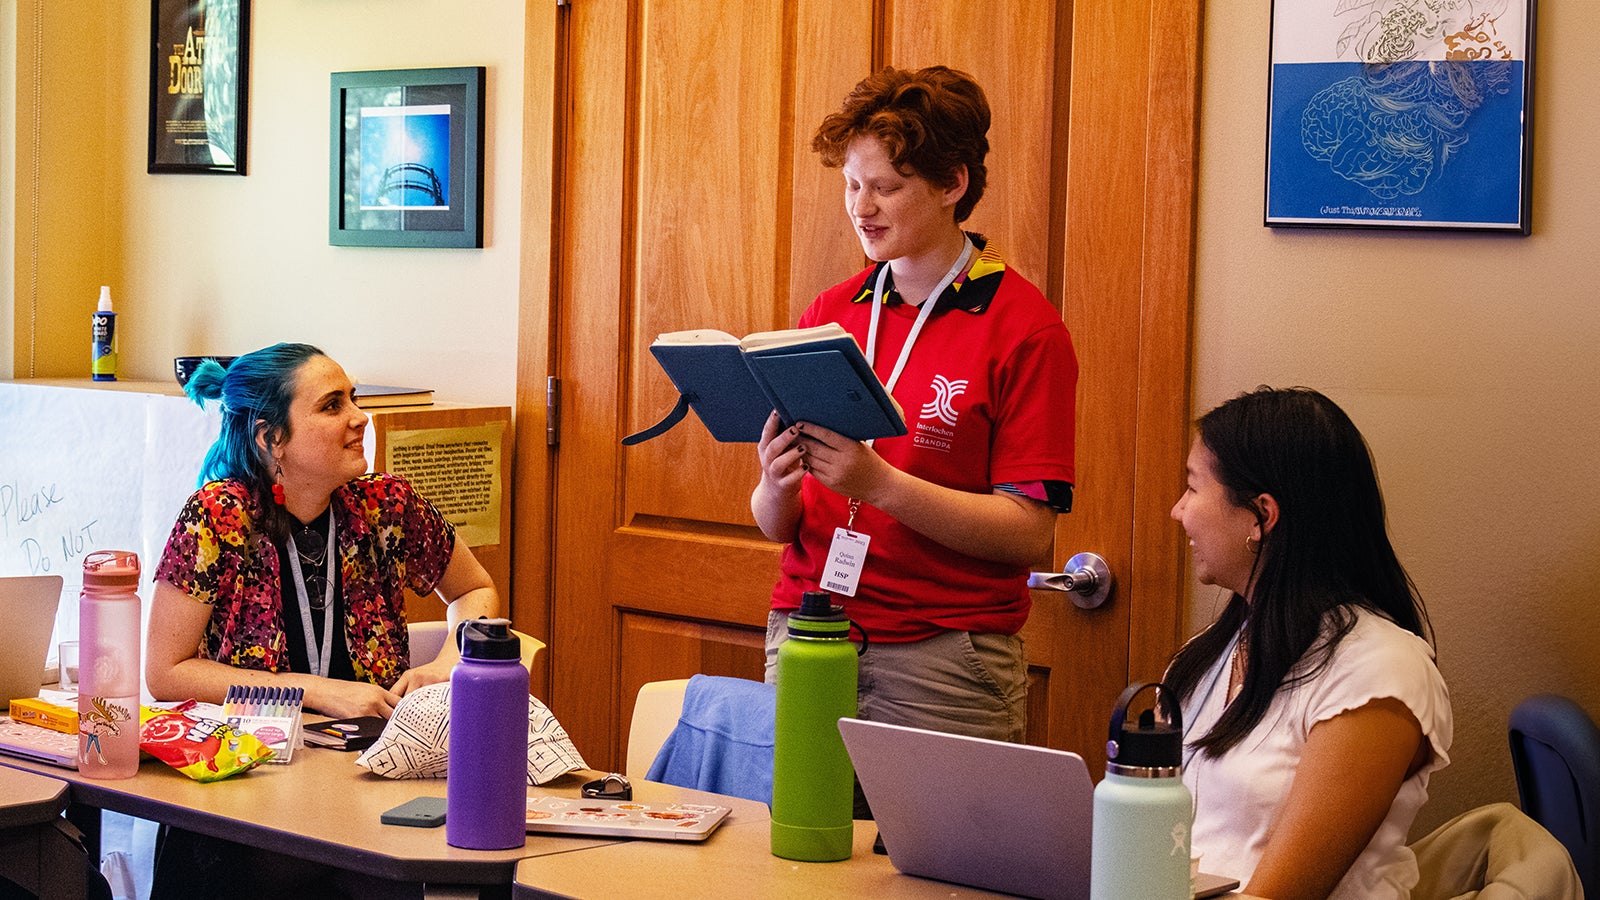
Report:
812,65,991,224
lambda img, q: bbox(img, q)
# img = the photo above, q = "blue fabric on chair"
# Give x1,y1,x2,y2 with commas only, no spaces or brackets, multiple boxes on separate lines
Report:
646,674,776,805
1508,693,1600,898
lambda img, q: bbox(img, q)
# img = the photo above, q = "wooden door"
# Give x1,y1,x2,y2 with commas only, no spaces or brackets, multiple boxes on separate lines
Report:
518,0,1202,774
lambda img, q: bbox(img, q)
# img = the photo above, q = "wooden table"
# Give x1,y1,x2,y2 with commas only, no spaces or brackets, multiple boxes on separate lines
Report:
514,817,1005,899
4,745,1260,899
512,810,1265,899
0,766,88,899
0,748,761,895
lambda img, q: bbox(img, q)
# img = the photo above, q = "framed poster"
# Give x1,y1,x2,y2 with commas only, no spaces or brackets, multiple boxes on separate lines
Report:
328,67,486,249
148,0,250,175
1265,0,1535,233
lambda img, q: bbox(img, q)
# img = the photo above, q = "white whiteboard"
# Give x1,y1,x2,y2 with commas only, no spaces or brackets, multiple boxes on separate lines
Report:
0,381,219,665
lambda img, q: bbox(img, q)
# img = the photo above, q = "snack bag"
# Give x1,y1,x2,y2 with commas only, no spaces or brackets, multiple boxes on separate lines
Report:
139,708,273,782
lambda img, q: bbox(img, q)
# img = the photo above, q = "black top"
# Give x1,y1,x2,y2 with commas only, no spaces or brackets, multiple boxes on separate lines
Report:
276,506,356,681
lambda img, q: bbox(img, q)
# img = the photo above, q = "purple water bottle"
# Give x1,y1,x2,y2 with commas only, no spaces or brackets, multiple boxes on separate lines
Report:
446,617,528,850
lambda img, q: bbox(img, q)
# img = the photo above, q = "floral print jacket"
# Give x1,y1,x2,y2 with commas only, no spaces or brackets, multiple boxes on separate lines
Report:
154,473,456,689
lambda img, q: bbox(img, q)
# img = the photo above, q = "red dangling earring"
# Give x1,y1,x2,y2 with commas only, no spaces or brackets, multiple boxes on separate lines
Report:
271,464,286,505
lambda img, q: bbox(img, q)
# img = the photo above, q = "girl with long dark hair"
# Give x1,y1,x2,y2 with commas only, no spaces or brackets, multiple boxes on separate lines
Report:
1167,386,1451,899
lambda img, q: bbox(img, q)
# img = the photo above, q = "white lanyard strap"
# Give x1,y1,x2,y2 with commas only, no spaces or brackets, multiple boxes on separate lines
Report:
865,237,975,395
286,516,337,678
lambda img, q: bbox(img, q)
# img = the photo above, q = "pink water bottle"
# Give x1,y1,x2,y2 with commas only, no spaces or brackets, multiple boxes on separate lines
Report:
78,550,142,779
446,618,528,850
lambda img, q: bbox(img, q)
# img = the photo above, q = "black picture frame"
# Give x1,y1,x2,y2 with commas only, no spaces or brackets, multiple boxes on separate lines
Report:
148,0,250,175
1263,0,1536,233
329,67,486,249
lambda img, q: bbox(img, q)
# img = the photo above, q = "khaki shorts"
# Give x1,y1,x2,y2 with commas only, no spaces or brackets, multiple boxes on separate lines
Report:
763,609,1027,742
765,609,1028,818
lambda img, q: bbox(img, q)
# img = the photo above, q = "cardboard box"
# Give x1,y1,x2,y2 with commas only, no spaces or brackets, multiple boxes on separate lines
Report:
8,696,78,734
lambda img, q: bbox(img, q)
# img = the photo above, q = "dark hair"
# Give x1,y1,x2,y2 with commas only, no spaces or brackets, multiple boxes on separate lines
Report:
186,342,326,537
1164,386,1431,756
812,65,990,223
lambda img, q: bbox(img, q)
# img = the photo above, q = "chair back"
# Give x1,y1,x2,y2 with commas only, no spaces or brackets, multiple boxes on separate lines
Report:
407,619,543,670
626,678,691,780
1412,802,1583,899
1509,693,1600,897
637,674,775,805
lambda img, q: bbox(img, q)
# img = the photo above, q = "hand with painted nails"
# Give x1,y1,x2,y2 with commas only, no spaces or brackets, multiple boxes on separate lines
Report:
792,421,891,504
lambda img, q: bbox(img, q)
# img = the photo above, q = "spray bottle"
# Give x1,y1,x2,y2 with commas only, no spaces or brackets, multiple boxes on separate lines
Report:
91,286,117,381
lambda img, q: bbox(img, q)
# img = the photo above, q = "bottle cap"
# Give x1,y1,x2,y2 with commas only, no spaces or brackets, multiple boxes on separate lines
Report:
97,286,113,312
787,590,851,638
1104,681,1183,771
456,617,521,660
82,550,141,587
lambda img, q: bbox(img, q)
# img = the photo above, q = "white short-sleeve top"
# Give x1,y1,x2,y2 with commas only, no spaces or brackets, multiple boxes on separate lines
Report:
1180,607,1453,899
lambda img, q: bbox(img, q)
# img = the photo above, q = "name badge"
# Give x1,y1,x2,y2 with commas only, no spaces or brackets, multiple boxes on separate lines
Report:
822,528,870,596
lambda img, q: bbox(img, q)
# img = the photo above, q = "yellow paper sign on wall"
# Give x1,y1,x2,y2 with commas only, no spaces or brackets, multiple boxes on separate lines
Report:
384,423,504,547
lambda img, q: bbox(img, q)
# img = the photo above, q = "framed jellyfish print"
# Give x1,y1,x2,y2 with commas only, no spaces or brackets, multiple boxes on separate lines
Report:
329,67,486,248
1264,0,1536,233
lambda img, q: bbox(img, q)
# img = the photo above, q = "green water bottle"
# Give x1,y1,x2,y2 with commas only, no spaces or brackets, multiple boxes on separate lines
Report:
770,590,858,861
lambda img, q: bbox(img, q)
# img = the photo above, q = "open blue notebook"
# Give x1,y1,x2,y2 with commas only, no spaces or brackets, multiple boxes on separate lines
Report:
624,322,906,445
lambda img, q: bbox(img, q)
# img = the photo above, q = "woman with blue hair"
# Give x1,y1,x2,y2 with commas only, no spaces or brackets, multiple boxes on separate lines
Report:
146,342,499,718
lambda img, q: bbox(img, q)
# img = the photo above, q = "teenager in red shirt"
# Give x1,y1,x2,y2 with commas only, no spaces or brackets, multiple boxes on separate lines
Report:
753,66,1078,764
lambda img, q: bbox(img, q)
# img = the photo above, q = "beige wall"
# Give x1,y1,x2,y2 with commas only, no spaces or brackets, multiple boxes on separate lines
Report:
0,5,12,378
8,0,1595,838
7,0,525,405
1196,1,1600,832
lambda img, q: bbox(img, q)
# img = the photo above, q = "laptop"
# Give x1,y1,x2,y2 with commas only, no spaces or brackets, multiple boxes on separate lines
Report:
0,575,64,711
838,717,1240,900
0,716,77,768
524,794,732,841
0,574,77,769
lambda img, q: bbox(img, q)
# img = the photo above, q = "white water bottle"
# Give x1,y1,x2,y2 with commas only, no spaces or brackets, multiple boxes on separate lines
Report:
1090,682,1193,900
78,551,142,779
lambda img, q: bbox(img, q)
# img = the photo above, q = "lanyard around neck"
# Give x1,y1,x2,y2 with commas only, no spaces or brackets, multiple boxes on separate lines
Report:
285,516,337,678
866,237,975,395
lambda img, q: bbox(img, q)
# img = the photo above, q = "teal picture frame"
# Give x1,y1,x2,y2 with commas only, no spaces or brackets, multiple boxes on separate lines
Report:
329,66,485,248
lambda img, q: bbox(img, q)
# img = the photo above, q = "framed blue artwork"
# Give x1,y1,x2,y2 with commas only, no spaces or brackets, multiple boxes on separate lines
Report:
329,67,485,248
1264,0,1535,233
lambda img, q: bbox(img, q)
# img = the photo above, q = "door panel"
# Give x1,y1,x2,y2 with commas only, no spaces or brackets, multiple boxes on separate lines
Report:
615,613,768,761
886,0,1059,279
529,0,1202,774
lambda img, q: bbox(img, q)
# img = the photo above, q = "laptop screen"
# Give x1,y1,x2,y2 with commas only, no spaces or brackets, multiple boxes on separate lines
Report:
0,575,65,710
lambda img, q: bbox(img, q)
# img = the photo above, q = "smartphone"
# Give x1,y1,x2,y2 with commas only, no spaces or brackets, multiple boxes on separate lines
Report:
380,796,448,828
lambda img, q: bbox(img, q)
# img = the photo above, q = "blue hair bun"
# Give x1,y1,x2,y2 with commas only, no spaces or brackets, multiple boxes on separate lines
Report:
179,356,234,405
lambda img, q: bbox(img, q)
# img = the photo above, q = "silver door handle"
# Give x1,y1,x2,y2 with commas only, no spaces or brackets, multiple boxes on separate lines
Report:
1028,551,1113,609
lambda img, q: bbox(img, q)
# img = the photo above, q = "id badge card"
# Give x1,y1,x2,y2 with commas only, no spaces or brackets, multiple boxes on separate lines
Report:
821,528,870,596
